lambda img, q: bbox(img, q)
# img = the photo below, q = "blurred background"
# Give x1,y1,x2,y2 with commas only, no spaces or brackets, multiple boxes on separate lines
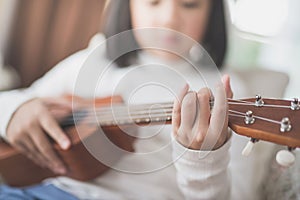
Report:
0,0,299,98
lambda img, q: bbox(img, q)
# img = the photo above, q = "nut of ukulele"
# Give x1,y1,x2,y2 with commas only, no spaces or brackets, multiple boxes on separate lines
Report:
276,149,295,167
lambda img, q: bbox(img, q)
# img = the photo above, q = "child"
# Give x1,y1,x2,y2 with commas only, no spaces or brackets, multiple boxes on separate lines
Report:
0,0,276,199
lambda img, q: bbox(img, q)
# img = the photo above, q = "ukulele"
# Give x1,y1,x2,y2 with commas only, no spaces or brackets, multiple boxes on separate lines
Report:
0,95,299,187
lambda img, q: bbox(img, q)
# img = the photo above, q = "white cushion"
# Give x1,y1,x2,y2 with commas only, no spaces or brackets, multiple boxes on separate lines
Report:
230,68,289,98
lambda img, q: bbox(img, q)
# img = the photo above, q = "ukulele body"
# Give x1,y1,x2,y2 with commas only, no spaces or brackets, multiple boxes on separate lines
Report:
0,96,135,187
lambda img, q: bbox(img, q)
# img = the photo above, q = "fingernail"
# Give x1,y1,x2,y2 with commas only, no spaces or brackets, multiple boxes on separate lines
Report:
61,139,70,150
183,83,189,91
196,133,203,142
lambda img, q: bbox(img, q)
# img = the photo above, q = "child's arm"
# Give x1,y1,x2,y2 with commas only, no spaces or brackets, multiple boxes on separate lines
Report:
0,49,89,174
172,134,231,199
172,75,233,199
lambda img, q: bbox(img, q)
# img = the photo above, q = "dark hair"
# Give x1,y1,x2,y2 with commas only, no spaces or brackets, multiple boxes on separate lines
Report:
102,0,227,68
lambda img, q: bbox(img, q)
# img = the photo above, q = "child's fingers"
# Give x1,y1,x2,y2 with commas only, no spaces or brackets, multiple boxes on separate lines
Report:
172,84,189,136
180,92,197,139
39,109,71,150
205,83,228,148
14,135,48,169
195,88,211,142
49,107,73,122
222,74,233,99
29,126,67,174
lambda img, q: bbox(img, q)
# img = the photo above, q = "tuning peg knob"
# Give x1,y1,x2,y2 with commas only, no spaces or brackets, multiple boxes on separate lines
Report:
255,94,264,107
242,141,254,156
276,149,295,167
242,138,258,156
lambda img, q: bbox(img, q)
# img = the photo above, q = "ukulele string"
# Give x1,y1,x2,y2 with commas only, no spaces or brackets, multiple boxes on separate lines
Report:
62,111,174,126
67,98,248,119
229,110,282,125
74,97,292,116
60,98,287,126
228,98,293,109
228,114,244,118
67,98,277,121
62,109,283,127
68,97,293,119
227,98,253,104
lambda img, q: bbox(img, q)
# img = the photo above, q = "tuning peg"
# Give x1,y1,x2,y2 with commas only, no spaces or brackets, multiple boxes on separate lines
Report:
244,110,255,125
276,149,295,167
291,98,300,110
280,117,292,132
242,138,258,156
255,94,264,107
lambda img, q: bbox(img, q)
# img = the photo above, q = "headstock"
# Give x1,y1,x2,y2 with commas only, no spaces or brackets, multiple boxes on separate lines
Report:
228,95,300,167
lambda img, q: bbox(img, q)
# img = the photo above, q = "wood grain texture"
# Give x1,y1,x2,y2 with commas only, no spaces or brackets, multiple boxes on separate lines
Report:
229,98,300,148
4,0,106,87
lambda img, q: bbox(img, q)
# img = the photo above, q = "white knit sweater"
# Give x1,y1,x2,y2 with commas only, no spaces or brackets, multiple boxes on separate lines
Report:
0,34,277,200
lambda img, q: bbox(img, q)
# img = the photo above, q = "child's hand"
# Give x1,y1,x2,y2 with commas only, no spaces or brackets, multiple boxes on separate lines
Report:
6,98,72,174
172,75,233,150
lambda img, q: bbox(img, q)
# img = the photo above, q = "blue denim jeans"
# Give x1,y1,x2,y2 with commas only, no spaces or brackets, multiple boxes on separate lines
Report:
0,183,79,200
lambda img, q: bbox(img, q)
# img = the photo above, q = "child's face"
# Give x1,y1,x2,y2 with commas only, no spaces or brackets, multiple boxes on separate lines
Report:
130,0,211,60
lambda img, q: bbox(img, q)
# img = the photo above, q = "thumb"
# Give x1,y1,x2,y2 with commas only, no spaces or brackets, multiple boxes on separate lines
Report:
221,74,233,99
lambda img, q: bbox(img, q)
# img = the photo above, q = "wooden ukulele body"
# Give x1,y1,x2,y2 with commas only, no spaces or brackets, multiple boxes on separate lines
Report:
0,96,135,187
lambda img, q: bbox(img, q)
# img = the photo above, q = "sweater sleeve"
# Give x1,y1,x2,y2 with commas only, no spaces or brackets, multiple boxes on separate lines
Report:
0,49,89,140
172,134,231,200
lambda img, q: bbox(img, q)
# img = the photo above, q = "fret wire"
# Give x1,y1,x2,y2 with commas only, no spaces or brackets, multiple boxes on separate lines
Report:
77,105,174,115
66,113,173,126
71,108,174,119
93,108,174,117
76,113,172,121
67,111,174,123
99,116,172,125
97,111,173,120
62,109,174,123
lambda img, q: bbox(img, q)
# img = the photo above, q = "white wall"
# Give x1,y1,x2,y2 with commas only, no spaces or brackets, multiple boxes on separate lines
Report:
225,0,299,98
258,0,300,98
